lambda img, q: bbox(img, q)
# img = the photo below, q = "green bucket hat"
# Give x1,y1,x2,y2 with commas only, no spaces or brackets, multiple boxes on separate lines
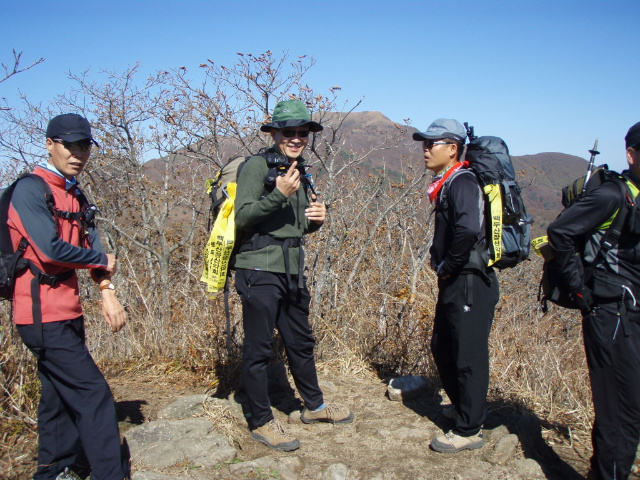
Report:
260,99,323,132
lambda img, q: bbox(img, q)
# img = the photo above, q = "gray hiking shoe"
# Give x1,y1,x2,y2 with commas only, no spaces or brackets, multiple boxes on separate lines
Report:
430,430,486,453
251,419,300,451
300,404,354,424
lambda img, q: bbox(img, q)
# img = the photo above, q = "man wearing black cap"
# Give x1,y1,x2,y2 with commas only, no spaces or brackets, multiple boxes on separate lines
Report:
413,118,499,453
7,114,129,479
547,122,640,480
234,99,353,451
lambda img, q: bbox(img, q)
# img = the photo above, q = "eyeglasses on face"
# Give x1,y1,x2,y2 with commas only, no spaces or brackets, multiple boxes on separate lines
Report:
423,140,452,150
52,138,94,152
281,129,310,138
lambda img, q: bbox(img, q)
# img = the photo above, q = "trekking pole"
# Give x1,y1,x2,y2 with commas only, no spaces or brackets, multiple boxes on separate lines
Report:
581,139,600,196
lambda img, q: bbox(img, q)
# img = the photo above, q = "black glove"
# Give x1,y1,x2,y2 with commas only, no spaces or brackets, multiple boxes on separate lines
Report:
570,286,593,313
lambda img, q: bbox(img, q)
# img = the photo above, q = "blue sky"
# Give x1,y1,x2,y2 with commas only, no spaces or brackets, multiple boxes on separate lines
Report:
1,0,638,171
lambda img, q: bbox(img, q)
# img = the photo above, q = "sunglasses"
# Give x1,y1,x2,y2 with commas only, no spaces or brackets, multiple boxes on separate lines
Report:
52,138,94,152
281,129,310,138
423,140,452,150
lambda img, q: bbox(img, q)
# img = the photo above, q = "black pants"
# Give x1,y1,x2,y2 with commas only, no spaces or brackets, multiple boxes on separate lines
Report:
431,270,499,437
17,317,127,480
583,302,640,480
235,269,324,429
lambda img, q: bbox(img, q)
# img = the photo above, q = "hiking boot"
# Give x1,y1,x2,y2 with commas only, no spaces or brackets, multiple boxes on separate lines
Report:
251,419,300,451
55,468,85,480
300,404,354,424
430,430,486,453
442,404,458,421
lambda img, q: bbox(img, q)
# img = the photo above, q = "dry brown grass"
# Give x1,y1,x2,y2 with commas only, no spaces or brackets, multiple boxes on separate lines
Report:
0,178,595,465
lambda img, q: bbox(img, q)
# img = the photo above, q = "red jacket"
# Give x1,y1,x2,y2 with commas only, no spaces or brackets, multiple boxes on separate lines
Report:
8,166,108,325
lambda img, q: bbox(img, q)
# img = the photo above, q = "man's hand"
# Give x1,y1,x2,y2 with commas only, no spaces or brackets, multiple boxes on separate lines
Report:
105,254,118,276
305,194,326,225
276,161,301,197
101,289,127,332
571,285,593,314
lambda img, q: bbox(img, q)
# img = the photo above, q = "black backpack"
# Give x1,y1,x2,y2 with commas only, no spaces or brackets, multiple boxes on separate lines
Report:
537,167,635,312
461,126,533,269
0,174,52,300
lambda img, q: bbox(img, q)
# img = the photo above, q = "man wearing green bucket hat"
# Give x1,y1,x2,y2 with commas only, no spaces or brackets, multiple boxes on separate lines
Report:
234,99,354,451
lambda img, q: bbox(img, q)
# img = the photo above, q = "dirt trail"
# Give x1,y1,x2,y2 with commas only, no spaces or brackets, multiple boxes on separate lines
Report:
3,366,593,479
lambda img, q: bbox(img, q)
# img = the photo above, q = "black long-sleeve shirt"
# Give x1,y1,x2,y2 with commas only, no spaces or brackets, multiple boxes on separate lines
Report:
430,170,486,277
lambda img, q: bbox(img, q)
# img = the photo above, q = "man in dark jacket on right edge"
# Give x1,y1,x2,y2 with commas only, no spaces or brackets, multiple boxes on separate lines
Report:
547,122,640,480
414,118,500,454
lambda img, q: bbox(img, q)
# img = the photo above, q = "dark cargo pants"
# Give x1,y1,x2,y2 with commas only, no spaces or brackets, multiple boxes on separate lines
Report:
583,302,640,480
235,269,324,429
17,317,127,480
431,270,499,437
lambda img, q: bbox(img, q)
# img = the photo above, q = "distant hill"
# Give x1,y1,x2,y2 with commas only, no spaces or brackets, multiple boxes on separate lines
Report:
325,111,589,232
144,111,590,233
512,153,588,231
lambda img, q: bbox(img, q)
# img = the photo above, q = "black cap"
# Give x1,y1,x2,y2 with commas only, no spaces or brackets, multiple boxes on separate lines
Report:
46,113,99,145
625,121,640,149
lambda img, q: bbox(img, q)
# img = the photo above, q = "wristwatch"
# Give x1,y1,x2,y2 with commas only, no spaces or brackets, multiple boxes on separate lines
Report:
100,282,115,291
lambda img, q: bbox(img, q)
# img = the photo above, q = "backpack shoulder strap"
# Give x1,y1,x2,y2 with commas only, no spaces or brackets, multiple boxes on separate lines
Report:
438,167,476,211
23,173,55,210
0,173,54,235
584,175,629,274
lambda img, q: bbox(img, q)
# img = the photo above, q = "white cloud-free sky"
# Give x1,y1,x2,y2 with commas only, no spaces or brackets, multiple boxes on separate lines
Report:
2,0,638,171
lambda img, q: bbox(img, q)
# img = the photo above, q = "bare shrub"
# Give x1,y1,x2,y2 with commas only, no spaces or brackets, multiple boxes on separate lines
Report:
0,50,594,450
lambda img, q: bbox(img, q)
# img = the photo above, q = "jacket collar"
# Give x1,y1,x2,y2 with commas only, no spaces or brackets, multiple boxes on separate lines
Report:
38,163,78,191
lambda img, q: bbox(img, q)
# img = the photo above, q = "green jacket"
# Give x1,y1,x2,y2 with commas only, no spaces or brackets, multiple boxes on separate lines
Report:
233,148,321,273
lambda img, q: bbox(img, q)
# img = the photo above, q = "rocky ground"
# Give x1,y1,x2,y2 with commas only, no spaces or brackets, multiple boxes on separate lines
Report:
3,364,610,480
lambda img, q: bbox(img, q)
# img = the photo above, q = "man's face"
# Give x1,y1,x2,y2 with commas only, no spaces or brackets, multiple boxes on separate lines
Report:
271,126,310,160
46,138,92,180
422,139,457,175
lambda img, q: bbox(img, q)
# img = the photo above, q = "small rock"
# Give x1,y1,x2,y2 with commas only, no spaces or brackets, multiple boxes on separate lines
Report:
126,418,236,469
485,424,510,443
487,433,519,465
156,394,209,420
508,458,545,478
387,376,429,402
276,454,304,473
227,391,247,421
322,463,350,480
488,464,515,480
